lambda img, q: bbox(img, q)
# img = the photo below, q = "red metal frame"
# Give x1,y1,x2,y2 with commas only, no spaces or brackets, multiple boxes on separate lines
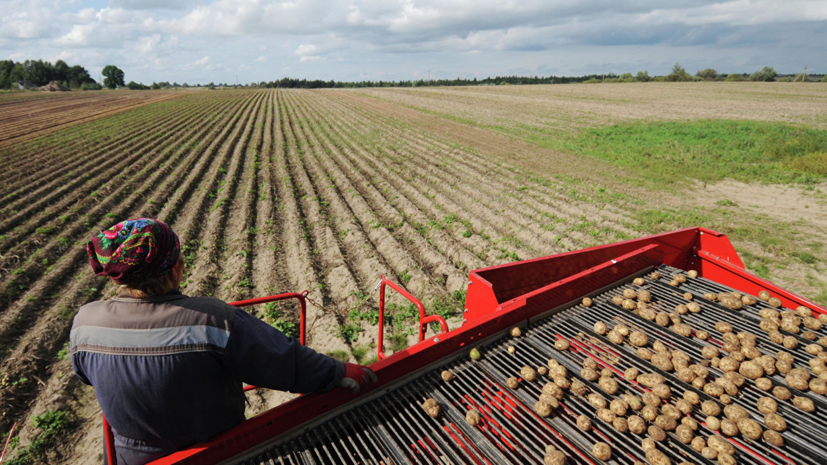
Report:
376,274,449,360
147,227,825,464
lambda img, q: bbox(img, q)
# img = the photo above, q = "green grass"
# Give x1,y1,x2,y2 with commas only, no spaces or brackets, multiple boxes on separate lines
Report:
6,410,72,465
326,350,349,363
567,120,827,186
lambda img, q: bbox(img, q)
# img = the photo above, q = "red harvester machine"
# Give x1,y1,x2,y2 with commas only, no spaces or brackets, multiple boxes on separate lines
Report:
139,227,826,465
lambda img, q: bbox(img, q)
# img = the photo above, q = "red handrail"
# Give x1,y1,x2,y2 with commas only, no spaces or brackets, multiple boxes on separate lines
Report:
101,291,309,462
376,274,449,360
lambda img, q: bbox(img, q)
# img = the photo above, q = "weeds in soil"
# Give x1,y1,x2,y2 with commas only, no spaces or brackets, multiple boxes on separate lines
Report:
338,323,361,344
262,302,298,337
326,350,349,363
6,410,73,465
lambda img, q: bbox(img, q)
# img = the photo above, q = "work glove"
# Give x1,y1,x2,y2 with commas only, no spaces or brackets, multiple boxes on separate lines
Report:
339,363,378,394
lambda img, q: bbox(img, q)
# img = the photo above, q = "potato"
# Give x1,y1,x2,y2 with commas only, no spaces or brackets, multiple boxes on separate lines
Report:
652,354,674,372
422,398,440,418
807,344,823,355
673,323,692,337
742,294,758,306
692,377,707,389
441,370,455,382
551,365,567,379
786,370,810,390
768,297,782,308
721,297,743,310
571,380,588,396
588,393,607,409
777,351,794,363
577,414,591,431
675,274,687,283
757,397,777,415
544,451,567,465
655,312,671,327
669,279,679,287
510,327,522,337
763,429,784,447
611,295,624,306
755,378,773,392
724,372,746,388
804,331,818,341
628,415,646,434
723,405,749,421
675,304,688,315
538,366,549,376
548,359,560,369
598,377,619,395
465,410,481,426
720,419,739,437
716,322,734,333
691,437,706,452
624,394,643,411
687,302,701,313
702,400,722,416
683,292,693,300
742,346,761,360
653,384,671,400
783,336,798,350
645,450,671,465
804,317,822,330
641,438,656,452
599,368,613,379
592,442,611,461
701,447,718,460
706,416,721,431
651,271,661,280
554,377,570,390
596,408,615,423
520,366,536,382
625,367,640,381
610,398,628,416
739,360,764,380
607,331,624,344
718,453,736,465
508,345,517,353
705,383,726,398
652,341,668,354
648,425,667,442
506,377,520,389
637,373,665,388
613,417,629,433
769,331,784,344
543,382,564,398
535,401,552,417
662,404,682,420
719,394,733,405
613,324,630,337
682,417,698,431
593,321,609,335
773,386,792,401
810,378,827,394
775,359,793,375
623,289,638,299
641,405,658,422
638,290,652,302
760,319,780,332
540,394,560,409
678,368,696,383
638,348,653,360
720,357,740,373
684,391,701,405
700,346,718,360
639,308,657,320
675,425,694,444
643,391,661,407
622,299,637,311
764,412,786,432
633,277,646,286
555,339,570,351
655,415,677,431
793,396,815,412
581,368,599,382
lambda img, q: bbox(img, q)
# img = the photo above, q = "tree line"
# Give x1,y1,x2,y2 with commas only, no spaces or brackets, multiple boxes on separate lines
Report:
0,59,99,90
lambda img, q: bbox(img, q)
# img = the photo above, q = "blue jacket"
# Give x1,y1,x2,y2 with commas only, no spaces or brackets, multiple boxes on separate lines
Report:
71,290,344,464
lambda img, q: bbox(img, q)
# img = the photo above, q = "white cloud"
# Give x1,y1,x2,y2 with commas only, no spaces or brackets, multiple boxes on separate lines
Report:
254,55,266,62
300,55,323,62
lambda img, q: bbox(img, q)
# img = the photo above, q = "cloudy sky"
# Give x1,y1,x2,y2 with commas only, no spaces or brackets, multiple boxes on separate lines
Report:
2,0,826,85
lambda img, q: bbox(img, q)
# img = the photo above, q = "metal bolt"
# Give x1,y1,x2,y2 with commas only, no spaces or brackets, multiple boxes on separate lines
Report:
463,319,467,323
434,338,440,343
468,280,473,285
464,308,469,313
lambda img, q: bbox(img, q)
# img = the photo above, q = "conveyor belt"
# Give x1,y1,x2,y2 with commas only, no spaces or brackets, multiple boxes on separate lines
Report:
240,265,827,465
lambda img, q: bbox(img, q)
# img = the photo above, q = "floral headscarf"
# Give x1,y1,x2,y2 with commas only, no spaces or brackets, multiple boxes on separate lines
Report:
87,218,180,284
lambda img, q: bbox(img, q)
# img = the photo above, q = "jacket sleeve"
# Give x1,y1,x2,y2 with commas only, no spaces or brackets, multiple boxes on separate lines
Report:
223,308,345,393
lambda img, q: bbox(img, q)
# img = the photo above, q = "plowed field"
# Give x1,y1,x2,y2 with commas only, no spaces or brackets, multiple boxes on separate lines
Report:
1,85,825,463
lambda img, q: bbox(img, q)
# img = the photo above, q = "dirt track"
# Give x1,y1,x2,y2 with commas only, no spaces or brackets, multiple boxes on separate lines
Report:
1,84,825,463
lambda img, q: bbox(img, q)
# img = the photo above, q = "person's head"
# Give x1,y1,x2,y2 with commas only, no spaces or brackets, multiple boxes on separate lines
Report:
87,218,183,298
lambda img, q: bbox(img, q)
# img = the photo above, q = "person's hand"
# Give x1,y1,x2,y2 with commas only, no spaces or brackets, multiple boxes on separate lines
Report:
339,363,378,394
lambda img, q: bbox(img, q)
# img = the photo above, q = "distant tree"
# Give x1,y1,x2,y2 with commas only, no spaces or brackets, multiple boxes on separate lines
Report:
726,73,746,81
53,59,70,83
750,66,777,82
126,81,149,90
635,71,651,82
696,68,718,80
67,65,92,88
618,73,635,82
822,75,827,83
25,59,52,85
151,82,160,90
102,65,125,89
667,62,691,82
0,60,14,89
81,82,102,90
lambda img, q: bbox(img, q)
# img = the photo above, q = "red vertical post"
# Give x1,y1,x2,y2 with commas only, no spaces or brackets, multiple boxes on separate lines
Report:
377,275,387,361
103,414,117,465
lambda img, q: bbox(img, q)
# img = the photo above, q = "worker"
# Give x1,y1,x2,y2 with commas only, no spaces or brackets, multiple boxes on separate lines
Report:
70,218,377,464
